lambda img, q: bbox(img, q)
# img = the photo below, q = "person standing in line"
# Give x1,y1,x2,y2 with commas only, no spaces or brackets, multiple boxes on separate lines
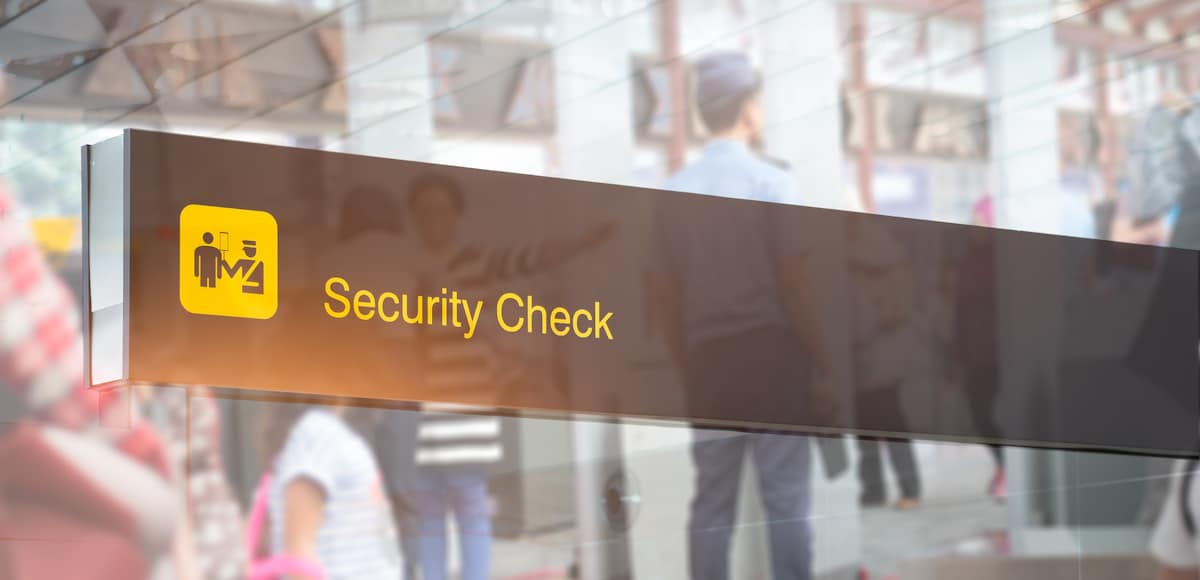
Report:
850,221,923,510
1113,92,1199,248
647,51,838,580
403,175,502,580
398,173,618,580
318,184,423,580
1125,92,1200,388
1162,93,1200,251
259,401,403,580
134,385,245,580
0,181,178,580
949,197,1007,499
1142,92,1200,580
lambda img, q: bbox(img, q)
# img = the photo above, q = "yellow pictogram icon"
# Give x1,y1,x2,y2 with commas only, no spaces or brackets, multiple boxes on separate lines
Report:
179,204,278,319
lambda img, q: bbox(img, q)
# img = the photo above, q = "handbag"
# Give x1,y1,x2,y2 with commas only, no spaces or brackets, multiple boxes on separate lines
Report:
245,471,326,580
0,421,177,580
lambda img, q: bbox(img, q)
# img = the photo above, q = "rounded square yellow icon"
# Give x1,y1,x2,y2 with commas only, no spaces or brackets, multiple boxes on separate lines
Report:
179,204,278,319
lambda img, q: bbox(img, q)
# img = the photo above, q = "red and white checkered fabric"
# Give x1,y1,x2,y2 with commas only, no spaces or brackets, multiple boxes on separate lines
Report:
0,183,122,436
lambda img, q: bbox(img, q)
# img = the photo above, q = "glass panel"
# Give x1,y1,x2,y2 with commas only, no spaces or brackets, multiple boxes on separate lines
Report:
3,0,1200,578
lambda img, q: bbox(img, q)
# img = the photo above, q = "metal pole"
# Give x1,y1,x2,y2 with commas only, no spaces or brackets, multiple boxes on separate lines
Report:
662,0,687,173
849,2,876,213
1183,62,1198,95
1090,13,1116,205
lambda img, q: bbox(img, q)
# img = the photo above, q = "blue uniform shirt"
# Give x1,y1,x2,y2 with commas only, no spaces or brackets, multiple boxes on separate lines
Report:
652,139,813,347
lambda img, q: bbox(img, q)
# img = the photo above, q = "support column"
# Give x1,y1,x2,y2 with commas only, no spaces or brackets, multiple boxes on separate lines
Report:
983,0,1066,553
551,10,637,580
330,11,435,268
552,16,636,183
340,11,434,161
756,2,861,578
758,0,849,210
1093,44,1116,207
984,0,1061,233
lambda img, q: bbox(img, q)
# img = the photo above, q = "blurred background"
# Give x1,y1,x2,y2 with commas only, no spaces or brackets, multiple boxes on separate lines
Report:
2,0,1200,578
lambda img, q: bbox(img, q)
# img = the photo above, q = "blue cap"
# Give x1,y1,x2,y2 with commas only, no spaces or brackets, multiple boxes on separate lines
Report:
693,51,759,107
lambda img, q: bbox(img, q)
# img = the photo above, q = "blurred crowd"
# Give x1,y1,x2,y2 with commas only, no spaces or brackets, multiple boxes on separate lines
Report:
1,47,1199,580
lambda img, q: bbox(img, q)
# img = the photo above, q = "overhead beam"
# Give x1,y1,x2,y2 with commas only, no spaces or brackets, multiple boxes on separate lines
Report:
1127,0,1192,31
855,0,982,21
1167,8,1200,38
0,0,48,31
1057,21,1188,60
861,0,1200,65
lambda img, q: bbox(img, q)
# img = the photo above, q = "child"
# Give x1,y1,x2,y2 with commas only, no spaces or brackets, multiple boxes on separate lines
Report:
259,402,402,579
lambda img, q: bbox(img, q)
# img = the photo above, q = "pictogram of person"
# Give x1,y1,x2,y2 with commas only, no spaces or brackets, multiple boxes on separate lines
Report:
221,240,265,295
194,232,222,288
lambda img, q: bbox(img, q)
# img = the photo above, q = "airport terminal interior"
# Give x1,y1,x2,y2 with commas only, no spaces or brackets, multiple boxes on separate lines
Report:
2,0,1200,578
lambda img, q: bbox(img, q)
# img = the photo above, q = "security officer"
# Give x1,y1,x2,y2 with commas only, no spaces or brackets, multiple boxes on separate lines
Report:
647,50,837,580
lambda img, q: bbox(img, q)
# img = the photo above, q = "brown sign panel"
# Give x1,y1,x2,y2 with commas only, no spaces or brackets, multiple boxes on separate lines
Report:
85,130,1198,456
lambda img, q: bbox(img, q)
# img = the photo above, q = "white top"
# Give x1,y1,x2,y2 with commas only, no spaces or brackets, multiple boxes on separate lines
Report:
1152,459,1200,569
269,408,402,579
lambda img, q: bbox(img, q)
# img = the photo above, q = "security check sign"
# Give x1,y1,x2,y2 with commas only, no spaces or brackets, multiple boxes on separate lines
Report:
178,204,278,320
83,130,1200,457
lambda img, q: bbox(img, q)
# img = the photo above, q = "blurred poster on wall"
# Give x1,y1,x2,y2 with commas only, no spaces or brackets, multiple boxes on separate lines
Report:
872,163,930,219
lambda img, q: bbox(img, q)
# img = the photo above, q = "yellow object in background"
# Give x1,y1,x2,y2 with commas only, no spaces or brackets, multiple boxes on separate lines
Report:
29,217,81,254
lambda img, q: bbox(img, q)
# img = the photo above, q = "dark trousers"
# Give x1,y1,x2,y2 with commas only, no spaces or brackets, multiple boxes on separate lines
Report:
372,409,423,580
855,387,920,502
689,432,813,580
393,499,421,580
685,327,813,580
965,364,1004,468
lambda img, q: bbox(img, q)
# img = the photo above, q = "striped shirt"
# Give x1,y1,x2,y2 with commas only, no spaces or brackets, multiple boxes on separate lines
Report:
416,226,615,467
0,185,124,437
415,247,509,468
270,408,402,579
